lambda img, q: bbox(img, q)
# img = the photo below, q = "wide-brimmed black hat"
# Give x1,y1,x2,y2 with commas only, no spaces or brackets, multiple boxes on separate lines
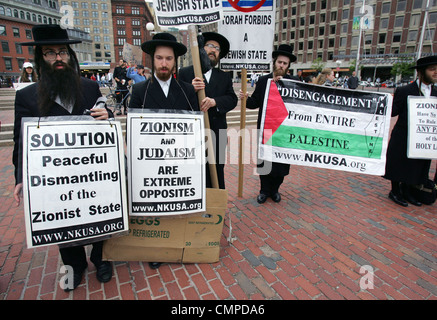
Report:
410,55,437,69
141,33,187,57
272,44,297,63
20,24,81,46
202,32,230,59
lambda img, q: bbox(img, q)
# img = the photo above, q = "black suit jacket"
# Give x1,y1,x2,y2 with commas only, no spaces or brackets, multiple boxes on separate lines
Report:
246,73,292,177
13,77,103,183
129,75,199,112
384,81,437,184
179,66,237,133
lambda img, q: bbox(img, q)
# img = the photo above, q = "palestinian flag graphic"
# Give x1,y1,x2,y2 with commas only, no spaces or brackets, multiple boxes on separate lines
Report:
258,79,393,175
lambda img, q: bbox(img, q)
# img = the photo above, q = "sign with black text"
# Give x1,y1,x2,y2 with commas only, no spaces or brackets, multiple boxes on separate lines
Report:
407,96,437,159
22,119,128,248
259,79,393,175
153,0,222,27
219,0,276,71
127,111,206,216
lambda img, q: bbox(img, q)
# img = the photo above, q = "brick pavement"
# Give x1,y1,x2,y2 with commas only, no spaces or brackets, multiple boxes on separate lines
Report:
0,118,436,301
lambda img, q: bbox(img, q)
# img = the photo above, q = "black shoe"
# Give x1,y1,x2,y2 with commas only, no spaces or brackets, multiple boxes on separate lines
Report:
64,268,85,292
257,193,268,204
388,191,408,207
149,262,162,269
116,111,122,115
96,261,113,283
271,192,281,203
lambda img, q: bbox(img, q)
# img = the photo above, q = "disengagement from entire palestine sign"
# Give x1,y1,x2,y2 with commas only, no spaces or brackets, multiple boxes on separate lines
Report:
153,0,222,26
407,96,437,159
22,119,128,248
259,79,393,175
127,111,206,216
219,0,275,71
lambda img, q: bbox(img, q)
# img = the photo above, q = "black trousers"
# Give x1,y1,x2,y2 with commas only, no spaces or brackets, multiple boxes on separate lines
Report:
59,241,103,272
260,174,284,196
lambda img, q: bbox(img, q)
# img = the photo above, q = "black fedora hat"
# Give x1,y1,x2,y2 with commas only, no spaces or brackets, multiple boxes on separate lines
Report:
202,32,230,59
272,44,297,63
141,33,187,57
20,24,81,46
410,55,437,69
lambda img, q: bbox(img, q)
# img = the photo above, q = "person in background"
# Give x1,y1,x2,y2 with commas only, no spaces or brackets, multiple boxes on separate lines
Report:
347,71,359,89
113,59,129,115
18,62,37,83
127,64,147,84
313,68,335,86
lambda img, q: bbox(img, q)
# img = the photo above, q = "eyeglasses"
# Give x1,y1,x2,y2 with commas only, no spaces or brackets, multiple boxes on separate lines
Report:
43,50,70,60
205,43,220,52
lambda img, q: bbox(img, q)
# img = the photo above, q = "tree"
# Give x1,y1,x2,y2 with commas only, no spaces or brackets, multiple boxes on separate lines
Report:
391,60,415,80
311,58,325,73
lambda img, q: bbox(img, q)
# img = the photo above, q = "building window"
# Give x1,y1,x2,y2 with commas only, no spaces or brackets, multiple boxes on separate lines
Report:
4,57,12,70
133,38,141,46
12,27,19,37
0,25,6,36
132,19,140,26
25,29,32,39
116,6,124,14
15,43,22,54
393,32,401,42
132,6,140,15
2,41,9,52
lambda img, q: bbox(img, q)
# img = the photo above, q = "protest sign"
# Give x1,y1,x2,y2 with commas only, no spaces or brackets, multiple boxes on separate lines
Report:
127,111,206,216
153,0,222,27
219,0,276,71
22,119,128,248
407,96,437,159
123,42,143,66
258,79,393,175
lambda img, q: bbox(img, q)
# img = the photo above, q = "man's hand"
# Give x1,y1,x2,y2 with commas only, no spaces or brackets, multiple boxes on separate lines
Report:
200,97,216,112
90,107,110,120
192,77,205,92
14,183,23,206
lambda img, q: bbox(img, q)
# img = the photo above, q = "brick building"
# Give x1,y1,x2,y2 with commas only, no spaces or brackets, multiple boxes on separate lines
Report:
111,0,154,71
0,0,61,82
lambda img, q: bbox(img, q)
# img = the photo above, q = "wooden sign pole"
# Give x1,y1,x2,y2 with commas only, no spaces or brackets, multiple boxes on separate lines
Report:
238,69,247,197
187,25,219,189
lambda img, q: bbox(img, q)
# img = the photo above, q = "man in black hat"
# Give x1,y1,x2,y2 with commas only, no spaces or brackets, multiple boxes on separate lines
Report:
240,44,297,204
113,59,129,115
384,55,437,207
129,33,198,111
129,33,198,270
179,32,237,189
12,24,114,291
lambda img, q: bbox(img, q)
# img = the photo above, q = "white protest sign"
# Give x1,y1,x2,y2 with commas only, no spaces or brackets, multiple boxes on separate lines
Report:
407,96,437,159
22,119,128,248
218,0,276,71
153,0,222,27
127,111,206,216
258,79,393,175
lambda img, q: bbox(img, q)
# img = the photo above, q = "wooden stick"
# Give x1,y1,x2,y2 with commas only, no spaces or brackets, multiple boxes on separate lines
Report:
238,69,247,197
187,25,219,189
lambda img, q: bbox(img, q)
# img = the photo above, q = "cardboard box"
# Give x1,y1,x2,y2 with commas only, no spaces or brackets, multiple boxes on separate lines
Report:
103,188,227,263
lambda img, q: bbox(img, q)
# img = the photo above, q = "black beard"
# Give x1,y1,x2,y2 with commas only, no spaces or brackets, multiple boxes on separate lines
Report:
273,65,286,78
208,53,219,68
37,60,81,116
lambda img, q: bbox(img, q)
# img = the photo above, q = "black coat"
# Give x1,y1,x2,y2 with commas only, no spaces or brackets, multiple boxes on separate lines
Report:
13,77,103,184
246,73,291,177
129,76,199,112
384,81,437,184
179,66,237,188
